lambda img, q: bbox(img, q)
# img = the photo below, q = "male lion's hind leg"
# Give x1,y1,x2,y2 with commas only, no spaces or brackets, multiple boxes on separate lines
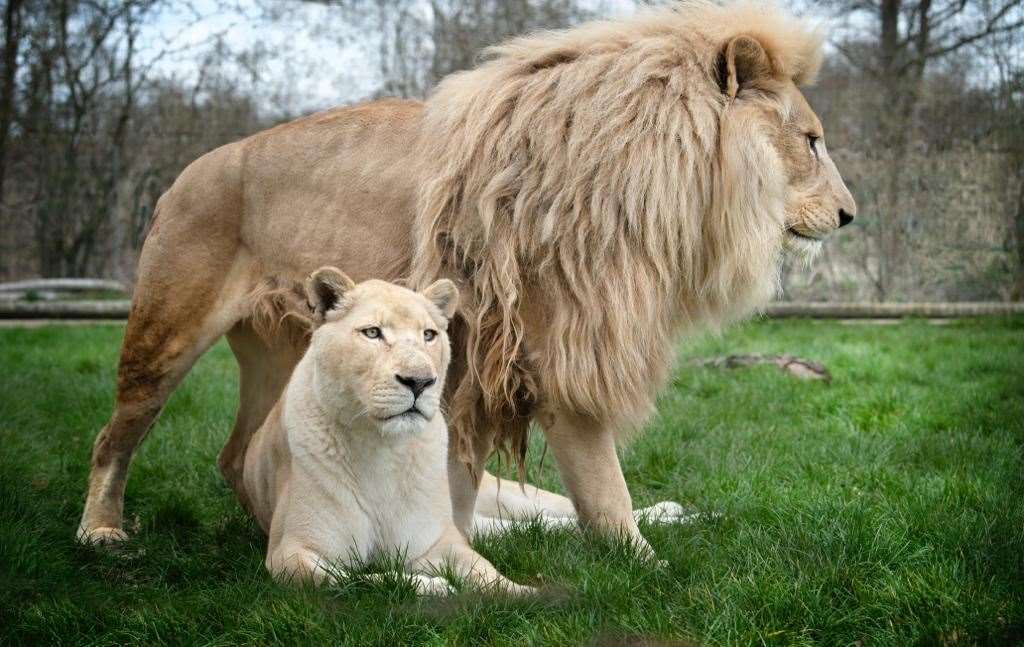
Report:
220,323,303,510
77,221,253,544
77,309,238,545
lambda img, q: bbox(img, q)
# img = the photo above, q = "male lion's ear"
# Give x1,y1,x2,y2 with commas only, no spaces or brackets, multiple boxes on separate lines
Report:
422,279,459,320
719,35,774,98
305,266,356,321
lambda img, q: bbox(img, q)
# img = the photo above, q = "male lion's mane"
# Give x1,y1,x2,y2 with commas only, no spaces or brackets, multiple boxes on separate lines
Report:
408,1,823,468
249,277,315,346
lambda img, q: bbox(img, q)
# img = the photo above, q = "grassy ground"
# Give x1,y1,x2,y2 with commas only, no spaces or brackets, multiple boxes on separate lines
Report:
1,318,1022,646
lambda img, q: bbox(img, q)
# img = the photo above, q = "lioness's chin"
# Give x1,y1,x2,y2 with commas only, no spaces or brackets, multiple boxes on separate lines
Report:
379,412,432,437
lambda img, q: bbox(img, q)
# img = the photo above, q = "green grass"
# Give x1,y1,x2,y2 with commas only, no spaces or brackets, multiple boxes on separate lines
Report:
1,318,1023,645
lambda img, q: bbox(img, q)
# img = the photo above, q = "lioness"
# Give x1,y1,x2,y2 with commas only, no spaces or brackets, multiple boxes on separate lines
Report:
243,267,526,593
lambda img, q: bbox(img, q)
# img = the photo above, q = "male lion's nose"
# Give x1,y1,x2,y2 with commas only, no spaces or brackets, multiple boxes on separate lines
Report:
395,374,436,398
838,209,854,228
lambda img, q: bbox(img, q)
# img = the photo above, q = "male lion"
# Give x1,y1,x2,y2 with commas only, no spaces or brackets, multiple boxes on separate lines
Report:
78,2,855,557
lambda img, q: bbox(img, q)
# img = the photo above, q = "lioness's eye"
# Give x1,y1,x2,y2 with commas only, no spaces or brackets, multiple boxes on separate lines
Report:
361,327,382,340
424,329,437,342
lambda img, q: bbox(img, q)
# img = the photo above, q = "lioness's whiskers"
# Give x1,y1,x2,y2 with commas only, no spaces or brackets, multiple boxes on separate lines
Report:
347,407,369,425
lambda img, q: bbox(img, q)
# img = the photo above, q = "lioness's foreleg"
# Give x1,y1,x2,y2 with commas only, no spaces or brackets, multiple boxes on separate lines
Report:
539,411,655,558
267,545,337,585
414,527,533,595
267,548,453,595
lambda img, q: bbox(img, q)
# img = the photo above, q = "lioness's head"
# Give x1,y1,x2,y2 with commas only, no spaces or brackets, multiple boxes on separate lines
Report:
303,267,458,437
718,33,857,258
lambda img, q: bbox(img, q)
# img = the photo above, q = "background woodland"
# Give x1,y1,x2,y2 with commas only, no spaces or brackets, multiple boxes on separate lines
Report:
1,0,1022,301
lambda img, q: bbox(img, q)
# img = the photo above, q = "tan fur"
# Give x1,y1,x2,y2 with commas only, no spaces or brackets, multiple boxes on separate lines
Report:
410,1,853,466
249,278,315,345
78,3,854,557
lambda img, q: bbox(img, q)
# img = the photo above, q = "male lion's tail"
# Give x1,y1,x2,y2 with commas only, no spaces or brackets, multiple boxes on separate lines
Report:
248,277,315,346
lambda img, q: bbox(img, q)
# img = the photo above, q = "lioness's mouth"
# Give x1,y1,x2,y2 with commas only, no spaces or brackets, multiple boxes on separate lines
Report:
382,407,426,421
786,227,823,242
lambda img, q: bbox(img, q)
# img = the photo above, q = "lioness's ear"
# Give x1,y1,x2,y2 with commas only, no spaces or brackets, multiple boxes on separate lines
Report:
422,279,459,320
719,35,774,98
305,266,356,321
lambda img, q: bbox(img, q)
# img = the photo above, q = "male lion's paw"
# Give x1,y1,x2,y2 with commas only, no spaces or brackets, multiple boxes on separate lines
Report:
76,525,128,545
634,501,698,525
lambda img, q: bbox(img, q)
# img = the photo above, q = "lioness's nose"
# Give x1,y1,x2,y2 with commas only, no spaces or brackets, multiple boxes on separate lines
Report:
838,208,854,228
396,374,436,398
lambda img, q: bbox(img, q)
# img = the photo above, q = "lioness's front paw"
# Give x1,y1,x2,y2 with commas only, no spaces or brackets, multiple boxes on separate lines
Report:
504,582,537,596
409,574,455,596
77,525,128,545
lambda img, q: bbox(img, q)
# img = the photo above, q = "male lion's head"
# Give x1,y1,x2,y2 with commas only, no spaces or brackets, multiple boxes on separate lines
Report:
303,268,458,437
717,31,856,259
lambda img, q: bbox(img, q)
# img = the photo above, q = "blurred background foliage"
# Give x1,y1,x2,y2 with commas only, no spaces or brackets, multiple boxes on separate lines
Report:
1,0,1021,301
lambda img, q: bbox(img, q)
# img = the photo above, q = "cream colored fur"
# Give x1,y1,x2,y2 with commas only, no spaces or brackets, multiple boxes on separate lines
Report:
241,270,694,580
471,472,693,537
242,268,528,593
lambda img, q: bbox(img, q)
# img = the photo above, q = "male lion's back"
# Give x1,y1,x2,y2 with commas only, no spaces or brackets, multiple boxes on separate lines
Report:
150,99,426,285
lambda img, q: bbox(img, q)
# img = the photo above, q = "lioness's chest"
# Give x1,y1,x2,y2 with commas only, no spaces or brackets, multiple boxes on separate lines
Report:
290,425,452,562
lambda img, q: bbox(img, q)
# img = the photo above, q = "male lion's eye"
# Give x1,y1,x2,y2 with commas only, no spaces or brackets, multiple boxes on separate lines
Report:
361,327,382,340
807,134,820,158
424,329,437,342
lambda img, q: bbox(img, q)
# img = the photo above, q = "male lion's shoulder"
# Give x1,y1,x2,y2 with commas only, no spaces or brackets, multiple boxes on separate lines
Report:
239,98,424,163
264,98,423,137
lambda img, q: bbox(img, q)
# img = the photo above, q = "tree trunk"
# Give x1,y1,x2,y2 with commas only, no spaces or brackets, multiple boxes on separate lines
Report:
874,0,929,301
0,0,25,206
1014,166,1024,300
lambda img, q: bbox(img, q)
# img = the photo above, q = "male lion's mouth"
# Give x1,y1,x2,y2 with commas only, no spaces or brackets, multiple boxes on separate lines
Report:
786,227,823,242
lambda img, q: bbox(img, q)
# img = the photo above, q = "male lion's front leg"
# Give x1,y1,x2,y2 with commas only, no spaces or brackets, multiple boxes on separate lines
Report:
540,410,655,559
446,423,496,536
